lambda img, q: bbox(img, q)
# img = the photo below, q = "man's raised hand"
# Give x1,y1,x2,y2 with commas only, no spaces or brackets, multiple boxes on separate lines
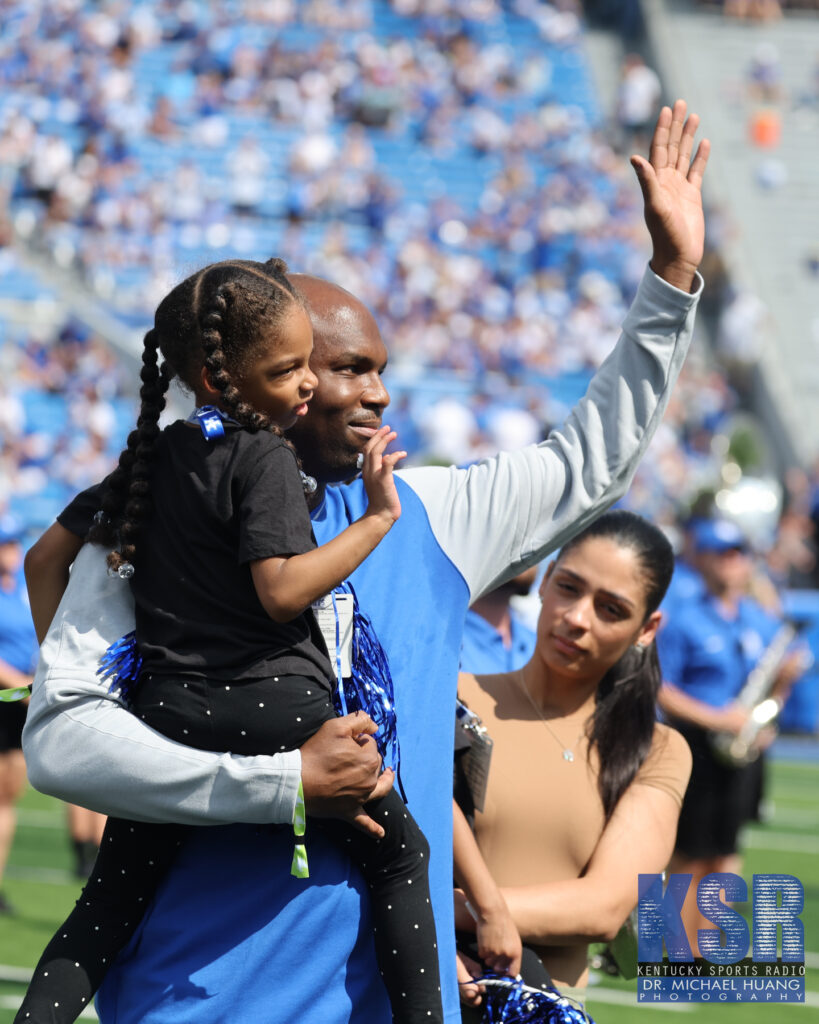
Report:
630,99,711,293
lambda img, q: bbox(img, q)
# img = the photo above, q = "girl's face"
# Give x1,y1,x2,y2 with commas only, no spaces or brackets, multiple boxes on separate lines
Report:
535,536,661,685
237,305,318,429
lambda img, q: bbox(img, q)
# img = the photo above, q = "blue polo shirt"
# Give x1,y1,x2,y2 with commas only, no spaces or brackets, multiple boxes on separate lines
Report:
656,589,780,709
0,569,37,674
659,558,703,621
460,610,536,675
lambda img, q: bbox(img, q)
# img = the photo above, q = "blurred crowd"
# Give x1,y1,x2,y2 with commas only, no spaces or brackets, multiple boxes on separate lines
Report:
0,309,133,529
0,0,817,587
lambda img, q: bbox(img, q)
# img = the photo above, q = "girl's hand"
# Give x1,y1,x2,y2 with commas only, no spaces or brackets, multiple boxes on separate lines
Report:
455,887,522,978
456,949,485,1008
630,99,710,293
361,425,406,526
475,904,523,978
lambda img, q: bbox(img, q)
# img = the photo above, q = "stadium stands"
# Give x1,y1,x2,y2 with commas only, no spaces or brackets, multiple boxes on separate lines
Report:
0,0,743,523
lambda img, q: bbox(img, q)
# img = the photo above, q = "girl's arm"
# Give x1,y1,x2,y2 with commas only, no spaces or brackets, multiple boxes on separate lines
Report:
453,799,522,976
24,521,84,642
251,426,406,622
23,542,390,831
499,769,689,946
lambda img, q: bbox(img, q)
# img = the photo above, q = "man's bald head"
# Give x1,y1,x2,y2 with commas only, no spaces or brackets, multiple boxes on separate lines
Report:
290,274,375,334
286,274,391,487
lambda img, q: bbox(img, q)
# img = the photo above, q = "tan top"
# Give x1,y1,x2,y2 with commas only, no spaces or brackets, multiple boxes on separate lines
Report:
458,670,691,987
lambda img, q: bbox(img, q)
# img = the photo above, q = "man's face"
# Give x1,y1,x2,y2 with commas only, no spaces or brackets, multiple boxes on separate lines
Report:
697,546,751,596
287,276,390,485
0,539,22,576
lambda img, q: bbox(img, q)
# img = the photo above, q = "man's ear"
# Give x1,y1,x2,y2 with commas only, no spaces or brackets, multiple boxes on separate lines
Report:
200,365,220,399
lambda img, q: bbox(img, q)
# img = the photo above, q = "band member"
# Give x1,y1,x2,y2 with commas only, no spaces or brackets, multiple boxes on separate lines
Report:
656,518,805,955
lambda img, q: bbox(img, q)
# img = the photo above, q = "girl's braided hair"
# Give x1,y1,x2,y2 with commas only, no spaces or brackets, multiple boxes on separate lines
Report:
91,258,302,573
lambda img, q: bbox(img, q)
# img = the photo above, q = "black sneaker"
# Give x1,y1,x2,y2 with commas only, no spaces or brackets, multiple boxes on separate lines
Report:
0,892,16,915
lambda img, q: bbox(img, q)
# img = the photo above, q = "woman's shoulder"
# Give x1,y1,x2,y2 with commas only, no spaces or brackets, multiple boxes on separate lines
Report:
457,669,513,696
633,723,693,805
648,722,693,769
457,670,515,719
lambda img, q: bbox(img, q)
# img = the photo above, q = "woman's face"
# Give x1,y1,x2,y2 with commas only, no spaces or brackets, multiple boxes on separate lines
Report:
535,536,661,684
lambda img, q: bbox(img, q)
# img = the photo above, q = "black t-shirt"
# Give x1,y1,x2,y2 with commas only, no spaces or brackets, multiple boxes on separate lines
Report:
59,421,333,688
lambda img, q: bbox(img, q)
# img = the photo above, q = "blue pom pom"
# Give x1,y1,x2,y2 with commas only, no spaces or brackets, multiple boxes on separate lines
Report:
463,974,594,1024
332,584,407,801
97,631,143,701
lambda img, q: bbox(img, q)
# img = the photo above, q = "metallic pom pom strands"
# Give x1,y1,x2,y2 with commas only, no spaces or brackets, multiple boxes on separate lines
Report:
97,631,143,700
332,583,406,801
463,974,594,1024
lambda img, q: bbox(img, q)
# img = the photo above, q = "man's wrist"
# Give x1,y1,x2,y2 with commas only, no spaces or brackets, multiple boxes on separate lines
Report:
649,257,699,294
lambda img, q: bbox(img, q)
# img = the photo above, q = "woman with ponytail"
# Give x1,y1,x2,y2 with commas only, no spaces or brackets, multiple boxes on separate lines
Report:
453,510,692,1019
17,258,446,1024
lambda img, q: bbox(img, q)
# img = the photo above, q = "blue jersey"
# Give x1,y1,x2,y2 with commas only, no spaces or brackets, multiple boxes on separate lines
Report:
460,610,536,675
657,589,780,709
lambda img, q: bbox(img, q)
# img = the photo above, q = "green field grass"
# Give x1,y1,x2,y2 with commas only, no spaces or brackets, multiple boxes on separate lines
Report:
1,758,818,1022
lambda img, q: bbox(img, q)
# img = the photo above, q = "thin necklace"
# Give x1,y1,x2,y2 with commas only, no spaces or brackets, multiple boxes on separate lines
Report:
517,668,581,764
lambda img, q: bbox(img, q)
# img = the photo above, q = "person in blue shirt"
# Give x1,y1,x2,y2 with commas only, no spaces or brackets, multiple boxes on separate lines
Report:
0,515,38,915
659,517,705,621
23,103,709,1024
656,517,804,956
460,567,538,676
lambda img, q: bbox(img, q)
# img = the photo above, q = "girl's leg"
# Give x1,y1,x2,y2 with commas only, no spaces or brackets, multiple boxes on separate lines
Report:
320,787,444,1024
15,816,186,1024
135,674,444,1022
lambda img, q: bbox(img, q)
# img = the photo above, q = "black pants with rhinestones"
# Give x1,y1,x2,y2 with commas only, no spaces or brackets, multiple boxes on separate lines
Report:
15,674,443,1024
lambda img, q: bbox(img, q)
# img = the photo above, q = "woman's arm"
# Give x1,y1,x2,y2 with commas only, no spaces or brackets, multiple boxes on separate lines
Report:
500,780,687,946
251,427,405,621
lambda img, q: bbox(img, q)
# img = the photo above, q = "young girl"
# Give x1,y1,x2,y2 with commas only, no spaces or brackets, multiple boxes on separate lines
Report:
17,258,443,1024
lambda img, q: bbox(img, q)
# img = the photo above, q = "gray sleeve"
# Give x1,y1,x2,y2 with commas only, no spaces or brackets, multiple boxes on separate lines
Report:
396,266,702,601
22,544,301,826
